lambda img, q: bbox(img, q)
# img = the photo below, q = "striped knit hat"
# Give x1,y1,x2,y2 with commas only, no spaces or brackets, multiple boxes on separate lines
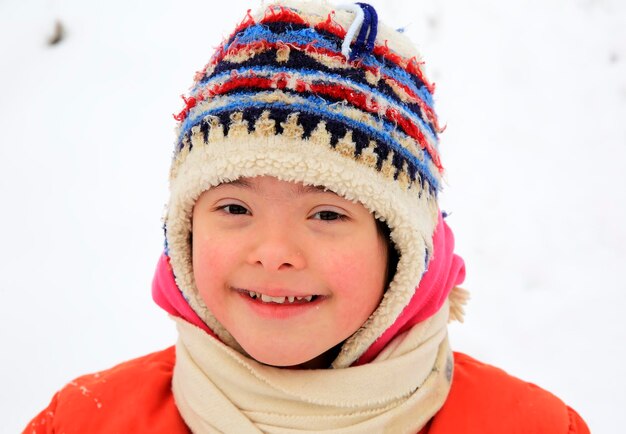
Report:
164,0,448,368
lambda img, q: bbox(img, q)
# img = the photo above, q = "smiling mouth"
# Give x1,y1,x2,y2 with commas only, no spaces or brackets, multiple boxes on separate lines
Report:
238,289,320,304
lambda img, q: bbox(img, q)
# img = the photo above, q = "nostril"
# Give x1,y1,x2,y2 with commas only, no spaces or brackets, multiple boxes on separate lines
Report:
249,243,307,271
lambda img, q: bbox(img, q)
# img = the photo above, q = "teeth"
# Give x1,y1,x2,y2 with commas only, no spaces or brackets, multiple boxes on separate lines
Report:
246,290,316,304
295,295,314,302
261,294,286,303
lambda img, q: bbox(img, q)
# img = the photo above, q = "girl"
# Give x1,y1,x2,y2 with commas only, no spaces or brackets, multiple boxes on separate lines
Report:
25,1,589,432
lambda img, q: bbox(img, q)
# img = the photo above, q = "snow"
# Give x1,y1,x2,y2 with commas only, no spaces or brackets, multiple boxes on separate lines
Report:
1,0,624,432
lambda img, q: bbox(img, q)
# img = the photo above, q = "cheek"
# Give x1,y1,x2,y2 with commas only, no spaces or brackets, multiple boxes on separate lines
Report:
192,232,236,297
322,242,387,312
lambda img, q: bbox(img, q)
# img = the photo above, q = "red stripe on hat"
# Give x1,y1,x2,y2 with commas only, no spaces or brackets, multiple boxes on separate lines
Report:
314,12,347,38
199,6,434,99
261,5,308,25
213,40,439,130
196,73,443,171
225,40,347,66
173,95,198,122
374,43,436,95
387,107,443,171
233,9,256,35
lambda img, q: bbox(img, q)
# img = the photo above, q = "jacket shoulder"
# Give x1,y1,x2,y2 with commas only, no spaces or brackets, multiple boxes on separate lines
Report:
23,346,189,434
426,352,589,434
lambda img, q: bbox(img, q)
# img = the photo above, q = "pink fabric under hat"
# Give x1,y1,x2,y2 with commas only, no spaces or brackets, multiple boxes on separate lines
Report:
152,212,465,366
152,254,218,339
354,213,465,365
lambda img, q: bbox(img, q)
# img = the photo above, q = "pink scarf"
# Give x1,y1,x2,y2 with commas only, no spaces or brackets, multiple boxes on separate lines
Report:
152,213,465,365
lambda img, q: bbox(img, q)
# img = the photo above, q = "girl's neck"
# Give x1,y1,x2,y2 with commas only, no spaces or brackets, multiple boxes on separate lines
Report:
284,343,342,370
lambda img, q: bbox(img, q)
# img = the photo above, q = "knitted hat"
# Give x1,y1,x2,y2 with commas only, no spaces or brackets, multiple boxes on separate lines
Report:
164,0,452,368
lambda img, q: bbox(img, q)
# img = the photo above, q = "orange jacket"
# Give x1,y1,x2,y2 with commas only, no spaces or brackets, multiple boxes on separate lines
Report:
24,347,589,434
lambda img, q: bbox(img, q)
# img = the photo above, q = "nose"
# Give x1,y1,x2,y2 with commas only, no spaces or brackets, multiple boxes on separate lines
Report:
246,224,306,271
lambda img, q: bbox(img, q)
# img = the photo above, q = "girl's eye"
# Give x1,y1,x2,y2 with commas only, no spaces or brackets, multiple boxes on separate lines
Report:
220,204,250,215
312,210,346,221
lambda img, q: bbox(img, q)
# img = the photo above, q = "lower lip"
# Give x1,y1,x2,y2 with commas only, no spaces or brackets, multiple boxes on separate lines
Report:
236,291,324,320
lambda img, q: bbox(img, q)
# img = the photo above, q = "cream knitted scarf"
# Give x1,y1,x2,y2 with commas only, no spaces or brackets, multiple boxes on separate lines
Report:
171,302,452,434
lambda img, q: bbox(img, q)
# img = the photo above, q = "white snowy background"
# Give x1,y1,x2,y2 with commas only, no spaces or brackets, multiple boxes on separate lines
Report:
1,0,624,432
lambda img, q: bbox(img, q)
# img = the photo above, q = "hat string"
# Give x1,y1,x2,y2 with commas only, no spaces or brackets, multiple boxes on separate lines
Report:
338,2,379,60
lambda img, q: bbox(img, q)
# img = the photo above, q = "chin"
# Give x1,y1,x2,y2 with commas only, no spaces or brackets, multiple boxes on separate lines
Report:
240,340,339,370
245,347,313,368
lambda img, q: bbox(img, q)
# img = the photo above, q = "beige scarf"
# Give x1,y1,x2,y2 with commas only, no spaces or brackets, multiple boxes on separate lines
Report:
171,302,452,434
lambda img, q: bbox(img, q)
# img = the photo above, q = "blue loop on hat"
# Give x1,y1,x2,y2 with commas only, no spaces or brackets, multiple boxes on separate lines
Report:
359,3,378,52
348,3,379,61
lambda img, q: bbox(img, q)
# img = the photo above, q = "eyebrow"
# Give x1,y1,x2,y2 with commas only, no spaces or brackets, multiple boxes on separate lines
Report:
215,179,337,196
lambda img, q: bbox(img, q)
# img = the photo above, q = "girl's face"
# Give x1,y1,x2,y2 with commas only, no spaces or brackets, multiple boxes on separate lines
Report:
192,176,388,369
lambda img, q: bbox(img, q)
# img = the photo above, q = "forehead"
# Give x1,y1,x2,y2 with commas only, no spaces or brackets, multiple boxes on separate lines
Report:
212,177,337,196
